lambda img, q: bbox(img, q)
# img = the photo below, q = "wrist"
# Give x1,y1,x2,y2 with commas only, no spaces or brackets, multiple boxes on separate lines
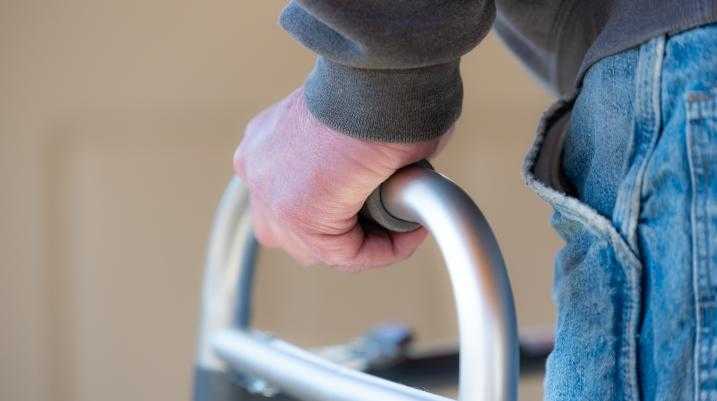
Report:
304,57,463,143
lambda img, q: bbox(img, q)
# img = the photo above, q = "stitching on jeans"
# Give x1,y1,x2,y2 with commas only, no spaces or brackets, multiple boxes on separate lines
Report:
631,37,666,245
613,37,666,257
687,94,717,120
687,90,717,400
688,96,702,401
622,35,665,401
621,245,643,401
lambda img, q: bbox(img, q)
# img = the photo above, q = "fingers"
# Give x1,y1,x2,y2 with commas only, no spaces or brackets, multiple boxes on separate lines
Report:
277,229,318,267
346,226,428,271
250,201,317,266
250,205,427,270
301,222,428,271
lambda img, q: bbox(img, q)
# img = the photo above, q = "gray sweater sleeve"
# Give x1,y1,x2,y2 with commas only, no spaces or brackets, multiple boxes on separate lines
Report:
280,1,496,143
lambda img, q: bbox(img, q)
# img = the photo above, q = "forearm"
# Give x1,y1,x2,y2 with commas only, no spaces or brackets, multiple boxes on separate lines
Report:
280,0,496,142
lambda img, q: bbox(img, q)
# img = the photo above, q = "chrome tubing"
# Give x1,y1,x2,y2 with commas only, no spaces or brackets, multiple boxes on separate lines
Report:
194,164,519,401
213,330,452,401
194,178,260,401
377,166,519,401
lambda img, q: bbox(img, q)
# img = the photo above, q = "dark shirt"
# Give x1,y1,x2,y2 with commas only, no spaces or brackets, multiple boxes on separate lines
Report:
280,0,717,142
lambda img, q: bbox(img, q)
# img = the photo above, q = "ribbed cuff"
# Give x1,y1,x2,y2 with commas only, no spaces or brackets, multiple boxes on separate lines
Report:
303,57,463,143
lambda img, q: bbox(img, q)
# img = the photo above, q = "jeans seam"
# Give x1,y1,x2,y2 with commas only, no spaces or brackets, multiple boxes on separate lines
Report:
630,35,665,401
613,36,666,257
620,247,644,401
609,38,665,401
688,99,703,401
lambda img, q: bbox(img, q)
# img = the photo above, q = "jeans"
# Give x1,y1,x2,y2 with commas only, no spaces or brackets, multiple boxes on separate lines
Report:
523,23,717,401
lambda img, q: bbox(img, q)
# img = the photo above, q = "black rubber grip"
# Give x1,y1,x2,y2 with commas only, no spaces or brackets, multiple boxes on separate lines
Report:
360,160,433,233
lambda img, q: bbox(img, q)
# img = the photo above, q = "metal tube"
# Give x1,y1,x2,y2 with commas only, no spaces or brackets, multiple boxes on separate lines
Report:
377,166,519,401
199,164,520,401
194,177,259,401
213,330,452,401
196,177,253,371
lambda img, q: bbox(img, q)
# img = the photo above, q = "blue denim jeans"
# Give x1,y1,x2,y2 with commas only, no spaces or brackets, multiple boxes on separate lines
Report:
523,23,717,401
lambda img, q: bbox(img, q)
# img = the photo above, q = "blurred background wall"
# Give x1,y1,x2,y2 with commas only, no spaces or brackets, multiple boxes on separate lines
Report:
1,1,558,400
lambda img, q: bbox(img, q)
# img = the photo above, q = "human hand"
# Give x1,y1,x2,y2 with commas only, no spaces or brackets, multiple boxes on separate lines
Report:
233,87,450,270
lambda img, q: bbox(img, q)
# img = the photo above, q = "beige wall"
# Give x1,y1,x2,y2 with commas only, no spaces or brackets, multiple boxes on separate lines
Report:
1,2,558,400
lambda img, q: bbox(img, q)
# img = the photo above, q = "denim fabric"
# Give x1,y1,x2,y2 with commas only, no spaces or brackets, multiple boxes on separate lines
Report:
524,23,717,401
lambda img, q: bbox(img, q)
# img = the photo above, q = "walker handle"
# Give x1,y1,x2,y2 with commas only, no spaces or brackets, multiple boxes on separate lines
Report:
194,164,520,401
360,160,432,233
358,164,519,400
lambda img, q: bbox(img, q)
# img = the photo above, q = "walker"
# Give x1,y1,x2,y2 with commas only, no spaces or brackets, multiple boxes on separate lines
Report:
193,164,551,401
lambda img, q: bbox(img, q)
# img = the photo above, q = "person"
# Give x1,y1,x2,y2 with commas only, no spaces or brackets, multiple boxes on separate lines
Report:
232,1,717,400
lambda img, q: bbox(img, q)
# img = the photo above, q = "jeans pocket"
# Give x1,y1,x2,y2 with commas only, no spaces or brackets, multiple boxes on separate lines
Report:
524,99,642,401
686,88,717,398
687,89,717,292
544,209,641,401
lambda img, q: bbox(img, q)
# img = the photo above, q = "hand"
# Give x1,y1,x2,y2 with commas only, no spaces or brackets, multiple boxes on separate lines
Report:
233,87,450,270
